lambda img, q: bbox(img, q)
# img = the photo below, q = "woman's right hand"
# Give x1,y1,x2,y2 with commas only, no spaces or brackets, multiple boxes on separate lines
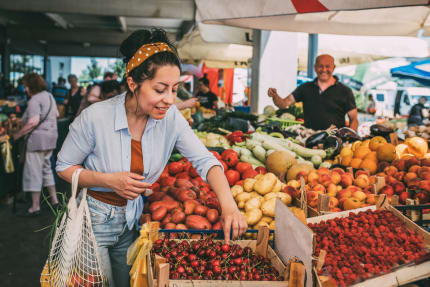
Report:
107,172,152,200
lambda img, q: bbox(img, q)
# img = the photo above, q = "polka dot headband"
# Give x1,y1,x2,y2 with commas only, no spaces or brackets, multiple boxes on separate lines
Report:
126,42,175,76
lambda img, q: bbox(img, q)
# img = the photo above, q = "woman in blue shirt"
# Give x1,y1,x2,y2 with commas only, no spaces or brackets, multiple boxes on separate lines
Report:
56,29,247,287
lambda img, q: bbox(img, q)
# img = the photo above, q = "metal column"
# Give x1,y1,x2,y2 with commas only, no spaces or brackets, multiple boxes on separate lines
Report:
307,34,318,79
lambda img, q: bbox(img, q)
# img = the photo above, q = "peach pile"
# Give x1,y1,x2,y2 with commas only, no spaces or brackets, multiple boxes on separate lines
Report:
284,167,377,212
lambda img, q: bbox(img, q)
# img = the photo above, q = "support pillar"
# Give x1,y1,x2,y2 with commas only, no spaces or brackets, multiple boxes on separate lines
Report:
1,37,10,80
307,34,318,79
251,30,298,114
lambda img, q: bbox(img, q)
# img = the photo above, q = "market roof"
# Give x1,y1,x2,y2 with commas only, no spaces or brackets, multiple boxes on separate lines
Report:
0,0,196,57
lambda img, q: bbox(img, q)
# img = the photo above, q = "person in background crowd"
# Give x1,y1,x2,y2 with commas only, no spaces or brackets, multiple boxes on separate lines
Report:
268,54,358,131
14,73,59,216
52,77,69,118
56,28,246,287
195,76,218,109
76,80,122,117
408,96,429,127
104,71,118,81
66,74,86,119
366,94,376,114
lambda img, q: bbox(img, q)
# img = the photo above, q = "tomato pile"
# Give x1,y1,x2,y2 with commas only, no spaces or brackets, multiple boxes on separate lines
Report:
152,238,284,281
308,209,429,287
226,130,248,145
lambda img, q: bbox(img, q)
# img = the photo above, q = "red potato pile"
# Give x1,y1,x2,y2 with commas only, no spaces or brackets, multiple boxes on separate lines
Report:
141,150,266,229
152,238,284,281
309,209,429,287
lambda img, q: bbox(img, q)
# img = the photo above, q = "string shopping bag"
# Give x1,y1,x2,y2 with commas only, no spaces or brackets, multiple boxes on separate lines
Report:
40,168,107,286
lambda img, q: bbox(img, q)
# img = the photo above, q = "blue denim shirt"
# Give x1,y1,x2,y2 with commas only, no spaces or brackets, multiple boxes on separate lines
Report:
56,92,221,229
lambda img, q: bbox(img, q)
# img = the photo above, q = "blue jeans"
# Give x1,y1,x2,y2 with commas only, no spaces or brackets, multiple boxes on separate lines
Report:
87,195,137,287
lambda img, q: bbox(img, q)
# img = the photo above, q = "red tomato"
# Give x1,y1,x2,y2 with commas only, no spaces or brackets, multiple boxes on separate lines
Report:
235,180,244,186
176,172,190,180
168,162,184,175
242,169,258,179
151,182,160,192
219,160,228,172
84,274,97,287
225,170,240,186
69,273,83,287
189,166,199,178
159,167,169,179
255,166,267,174
182,161,192,173
221,149,239,168
235,162,253,174
210,151,222,160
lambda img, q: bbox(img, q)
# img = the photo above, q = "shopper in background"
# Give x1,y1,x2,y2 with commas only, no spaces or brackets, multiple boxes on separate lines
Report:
76,80,122,116
268,54,358,131
366,94,376,114
52,77,69,118
66,74,86,119
56,28,246,287
408,96,429,127
195,76,218,109
14,73,59,216
104,71,118,81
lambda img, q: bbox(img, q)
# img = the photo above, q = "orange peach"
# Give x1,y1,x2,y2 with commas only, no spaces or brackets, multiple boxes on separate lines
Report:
330,207,342,212
330,172,341,185
317,167,330,176
408,178,420,189
393,171,406,182
284,186,301,198
392,182,406,195
418,167,430,178
363,185,374,194
369,175,376,185
385,175,399,186
345,185,362,193
337,189,352,199
344,198,362,210
352,190,367,202
339,197,348,209
392,159,406,172
378,161,390,173
405,157,420,170
296,171,309,182
340,173,354,188
418,180,430,192
366,194,376,205
311,184,326,194
421,158,430,167
384,166,398,176
331,168,345,175
354,174,370,189
355,170,370,177
287,180,300,189
420,172,430,181
327,183,338,197
307,191,319,208
308,171,320,186
379,185,394,197
319,174,332,187
329,197,339,208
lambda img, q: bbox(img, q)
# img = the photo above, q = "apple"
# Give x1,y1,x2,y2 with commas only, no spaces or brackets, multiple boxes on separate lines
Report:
420,172,430,181
394,171,406,182
408,165,421,174
415,190,430,204
378,161,390,173
384,166,398,176
352,190,367,202
405,157,420,170
379,185,394,197
421,158,430,167
392,182,406,195
354,174,370,189
284,186,301,198
366,194,376,205
343,198,362,210
392,159,406,172
417,167,430,178
340,173,353,188
407,178,420,189
399,191,411,204
419,180,430,192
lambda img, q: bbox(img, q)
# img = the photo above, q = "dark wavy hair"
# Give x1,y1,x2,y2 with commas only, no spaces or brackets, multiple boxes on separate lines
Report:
120,28,181,97
22,73,47,95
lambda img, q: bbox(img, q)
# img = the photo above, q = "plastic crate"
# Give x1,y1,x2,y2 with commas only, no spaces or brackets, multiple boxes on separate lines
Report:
234,106,251,113
266,117,303,129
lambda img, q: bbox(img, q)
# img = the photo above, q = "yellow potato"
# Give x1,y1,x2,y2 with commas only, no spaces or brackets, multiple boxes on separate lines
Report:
245,208,263,225
243,178,257,193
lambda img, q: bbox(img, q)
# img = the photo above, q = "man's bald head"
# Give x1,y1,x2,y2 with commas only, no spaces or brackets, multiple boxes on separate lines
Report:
314,54,335,82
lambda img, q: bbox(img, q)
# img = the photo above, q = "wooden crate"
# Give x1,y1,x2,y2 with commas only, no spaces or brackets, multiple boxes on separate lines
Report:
147,239,288,287
307,205,430,287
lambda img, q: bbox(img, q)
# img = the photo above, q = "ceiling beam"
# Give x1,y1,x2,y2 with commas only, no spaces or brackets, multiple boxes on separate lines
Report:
0,0,194,20
45,13,69,29
118,16,127,32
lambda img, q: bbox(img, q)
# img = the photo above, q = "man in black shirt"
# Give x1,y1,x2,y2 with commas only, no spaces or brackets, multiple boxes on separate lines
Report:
268,54,358,131
195,77,218,109
408,96,428,127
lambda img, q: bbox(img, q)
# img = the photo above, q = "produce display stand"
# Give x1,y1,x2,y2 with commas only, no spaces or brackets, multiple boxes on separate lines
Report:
147,227,289,287
275,198,430,287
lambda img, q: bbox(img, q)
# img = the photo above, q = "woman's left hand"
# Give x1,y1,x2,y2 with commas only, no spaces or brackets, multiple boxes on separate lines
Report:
221,207,248,242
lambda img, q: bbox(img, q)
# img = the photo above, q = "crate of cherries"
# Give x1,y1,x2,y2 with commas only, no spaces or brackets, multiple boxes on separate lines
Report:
151,237,286,283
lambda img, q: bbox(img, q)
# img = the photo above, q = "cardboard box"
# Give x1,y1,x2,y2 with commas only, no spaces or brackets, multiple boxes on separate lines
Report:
275,199,430,287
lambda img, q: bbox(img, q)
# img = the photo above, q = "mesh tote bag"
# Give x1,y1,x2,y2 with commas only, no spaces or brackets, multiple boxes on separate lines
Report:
40,168,107,286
